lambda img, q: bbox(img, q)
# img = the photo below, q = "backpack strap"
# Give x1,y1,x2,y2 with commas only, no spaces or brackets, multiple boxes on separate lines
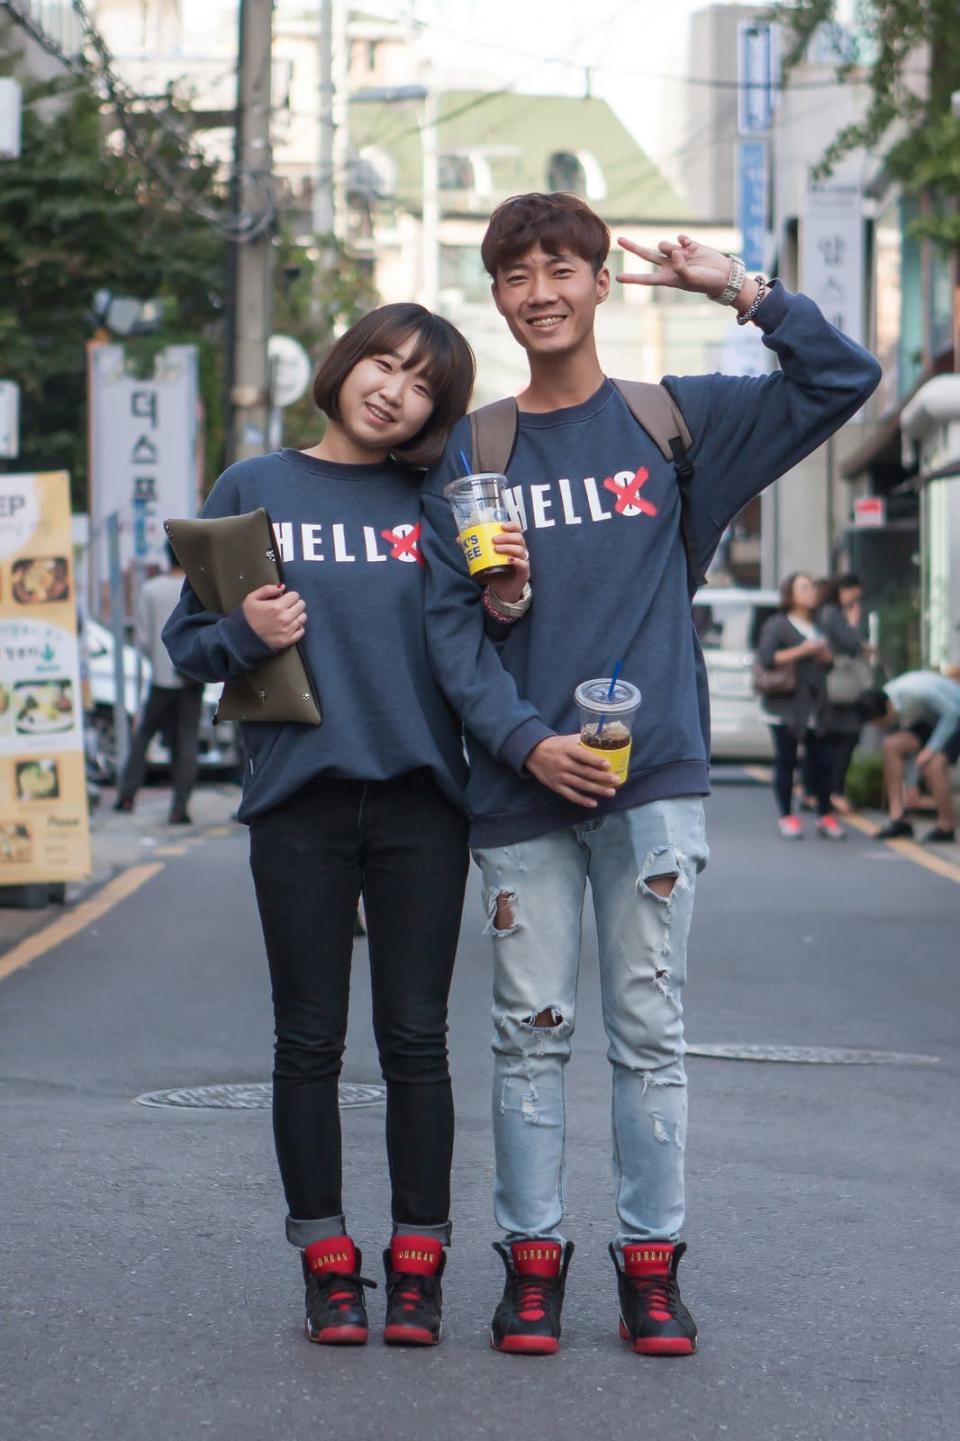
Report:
466,381,703,596
468,397,519,477
611,379,703,597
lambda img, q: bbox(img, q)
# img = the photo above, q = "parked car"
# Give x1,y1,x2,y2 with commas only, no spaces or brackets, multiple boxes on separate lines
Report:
83,617,240,780
692,587,780,761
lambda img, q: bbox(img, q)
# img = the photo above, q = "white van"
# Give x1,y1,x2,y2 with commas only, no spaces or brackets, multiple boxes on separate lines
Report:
692,587,780,760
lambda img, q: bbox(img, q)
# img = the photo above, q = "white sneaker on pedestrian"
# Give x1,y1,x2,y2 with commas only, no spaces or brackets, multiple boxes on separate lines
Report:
778,815,803,839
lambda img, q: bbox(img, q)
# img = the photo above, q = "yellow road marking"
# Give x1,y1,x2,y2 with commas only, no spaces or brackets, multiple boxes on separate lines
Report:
744,764,772,784
0,863,164,985
741,769,960,886
153,846,187,857
845,812,960,885
204,825,232,838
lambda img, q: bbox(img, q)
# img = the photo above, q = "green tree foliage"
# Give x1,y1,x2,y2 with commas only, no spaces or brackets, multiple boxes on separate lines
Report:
271,231,377,454
780,0,960,245
1,19,379,503
0,24,225,504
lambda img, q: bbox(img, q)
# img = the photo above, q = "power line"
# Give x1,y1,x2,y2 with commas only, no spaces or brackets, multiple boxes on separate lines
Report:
0,0,274,242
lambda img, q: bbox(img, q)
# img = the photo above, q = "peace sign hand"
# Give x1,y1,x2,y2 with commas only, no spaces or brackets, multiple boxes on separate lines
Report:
616,233,737,300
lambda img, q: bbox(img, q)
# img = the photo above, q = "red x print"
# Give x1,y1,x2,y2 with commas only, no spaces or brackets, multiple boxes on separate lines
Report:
381,521,425,565
602,467,658,517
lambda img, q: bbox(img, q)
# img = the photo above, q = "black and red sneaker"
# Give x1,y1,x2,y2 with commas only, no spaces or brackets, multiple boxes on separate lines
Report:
490,1240,573,1355
382,1234,446,1346
301,1236,376,1345
611,1240,697,1356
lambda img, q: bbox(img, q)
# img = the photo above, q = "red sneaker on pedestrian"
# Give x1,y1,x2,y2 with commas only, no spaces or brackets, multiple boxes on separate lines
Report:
816,814,846,841
491,1240,573,1355
382,1234,446,1346
301,1236,376,1345
778,814,803,839
611,1241,697,1356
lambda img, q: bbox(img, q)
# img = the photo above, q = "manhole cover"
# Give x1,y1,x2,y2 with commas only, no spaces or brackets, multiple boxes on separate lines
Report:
686,1043,939,1066
135,1082,387,1110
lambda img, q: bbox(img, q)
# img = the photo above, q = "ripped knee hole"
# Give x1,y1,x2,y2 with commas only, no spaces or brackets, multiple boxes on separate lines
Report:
525,1007,564,1028
494,892,516,930
645,872,678,899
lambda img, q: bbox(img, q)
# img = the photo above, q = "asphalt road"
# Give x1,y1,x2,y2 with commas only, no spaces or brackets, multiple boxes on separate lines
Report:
1,778,958,1441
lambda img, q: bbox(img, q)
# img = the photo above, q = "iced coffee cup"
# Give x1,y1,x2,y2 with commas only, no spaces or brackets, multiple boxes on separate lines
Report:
575,678,642,786
443,472,512,582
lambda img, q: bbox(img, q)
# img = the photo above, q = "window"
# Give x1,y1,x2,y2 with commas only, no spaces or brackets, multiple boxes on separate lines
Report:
439,246,489,303
547,151,586,196
352,146,396,200
367,42,378,71
438,154,475,192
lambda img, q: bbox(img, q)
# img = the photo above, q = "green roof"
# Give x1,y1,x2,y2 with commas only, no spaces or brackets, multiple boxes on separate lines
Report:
349,89,688,221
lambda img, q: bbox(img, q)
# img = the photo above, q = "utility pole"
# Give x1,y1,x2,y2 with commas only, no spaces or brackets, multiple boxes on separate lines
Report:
420,80,439,312
228,0,276,465
331,0,349,241
313,0,335,237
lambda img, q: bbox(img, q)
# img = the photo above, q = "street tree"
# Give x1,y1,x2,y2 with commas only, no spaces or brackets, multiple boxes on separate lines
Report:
780,0,960,246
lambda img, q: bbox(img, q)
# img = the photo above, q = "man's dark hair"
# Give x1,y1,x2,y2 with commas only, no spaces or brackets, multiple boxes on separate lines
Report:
857,688,890,722
312,303,475,468
480,193,610,279
821,570,863,607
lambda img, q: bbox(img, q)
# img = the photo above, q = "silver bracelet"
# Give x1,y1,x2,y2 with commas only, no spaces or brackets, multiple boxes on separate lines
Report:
736,275,773,326
712,254,746,306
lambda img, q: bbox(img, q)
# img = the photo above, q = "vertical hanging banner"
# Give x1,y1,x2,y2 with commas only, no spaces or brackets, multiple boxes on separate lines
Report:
0,472,91,884
738,21,776,136
88,343,199,605
800,172,865,348
736,139,769,272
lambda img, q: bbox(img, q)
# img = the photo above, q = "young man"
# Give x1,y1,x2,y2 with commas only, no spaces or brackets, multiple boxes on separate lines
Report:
420,193,881,1356
859,673,960,842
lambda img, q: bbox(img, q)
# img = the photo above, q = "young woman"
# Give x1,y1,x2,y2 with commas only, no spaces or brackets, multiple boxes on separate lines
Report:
163,304,530,1348
756,572,844,840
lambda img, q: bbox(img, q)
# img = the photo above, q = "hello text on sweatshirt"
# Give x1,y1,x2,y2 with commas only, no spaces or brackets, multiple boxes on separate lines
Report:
420,284,882,848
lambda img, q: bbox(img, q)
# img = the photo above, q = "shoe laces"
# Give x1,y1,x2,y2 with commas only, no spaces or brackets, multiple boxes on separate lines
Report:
314,1269,376,1312
626,1268,679,1322
510,1272,555,1322
390,1269,439,1314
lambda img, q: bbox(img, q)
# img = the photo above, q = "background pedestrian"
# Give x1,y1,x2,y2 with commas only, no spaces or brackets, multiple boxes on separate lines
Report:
817,573,872,814
859,673,960,842
114,541,202,825
757,572,843,839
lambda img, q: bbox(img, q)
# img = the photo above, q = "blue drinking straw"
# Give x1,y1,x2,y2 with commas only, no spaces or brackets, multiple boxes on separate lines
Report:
458,448,471,475
595,660,623,738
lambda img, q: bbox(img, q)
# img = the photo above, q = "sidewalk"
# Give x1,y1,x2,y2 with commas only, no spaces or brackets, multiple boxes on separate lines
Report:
0,779,243,955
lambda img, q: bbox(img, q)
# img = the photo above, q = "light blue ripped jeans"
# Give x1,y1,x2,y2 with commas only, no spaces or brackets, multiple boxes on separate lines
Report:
473,797,708,1251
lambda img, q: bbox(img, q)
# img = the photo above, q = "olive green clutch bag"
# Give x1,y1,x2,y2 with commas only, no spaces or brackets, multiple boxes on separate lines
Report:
164,508,322,725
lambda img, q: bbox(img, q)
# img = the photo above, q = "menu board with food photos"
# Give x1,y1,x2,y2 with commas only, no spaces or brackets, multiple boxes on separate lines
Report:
0,472,91,884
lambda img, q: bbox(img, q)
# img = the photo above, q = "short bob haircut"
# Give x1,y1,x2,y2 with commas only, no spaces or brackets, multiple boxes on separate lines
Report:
312,303,475,468
481,192,610,279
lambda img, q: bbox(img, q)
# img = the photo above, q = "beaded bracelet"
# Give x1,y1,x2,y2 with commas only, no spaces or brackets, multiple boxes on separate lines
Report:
483,584,531,624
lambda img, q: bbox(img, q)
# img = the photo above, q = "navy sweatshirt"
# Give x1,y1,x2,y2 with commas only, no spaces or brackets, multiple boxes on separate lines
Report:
161,449,540,820
420,284,882,848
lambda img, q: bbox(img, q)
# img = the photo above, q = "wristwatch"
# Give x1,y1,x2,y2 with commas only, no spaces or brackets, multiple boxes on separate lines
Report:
484,582,532,620
711,254,746,306
737,275,773,325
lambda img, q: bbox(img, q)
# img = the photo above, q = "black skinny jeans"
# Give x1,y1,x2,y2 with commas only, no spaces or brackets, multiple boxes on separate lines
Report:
770,725,833,817
249,771,468,1241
